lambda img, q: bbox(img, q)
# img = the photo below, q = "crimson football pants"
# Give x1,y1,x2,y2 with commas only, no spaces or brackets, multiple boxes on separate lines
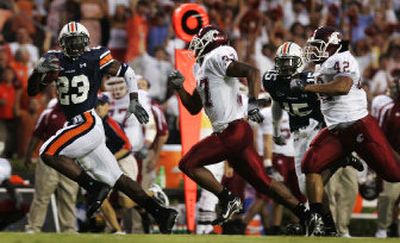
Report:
179,119,272,196
273,153,307,203
302,115,400,182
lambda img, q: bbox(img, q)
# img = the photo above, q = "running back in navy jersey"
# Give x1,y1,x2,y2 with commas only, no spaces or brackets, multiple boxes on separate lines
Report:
44,47,113,119
263,70,324,131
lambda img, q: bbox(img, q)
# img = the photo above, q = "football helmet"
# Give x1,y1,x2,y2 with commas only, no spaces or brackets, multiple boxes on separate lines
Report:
58,21,90,58
189,25,228,63
275,41,304,76
103,77,128,99
359,170,380,201
304,26,342,63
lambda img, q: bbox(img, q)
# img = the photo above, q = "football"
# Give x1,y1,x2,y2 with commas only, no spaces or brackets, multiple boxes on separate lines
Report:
41,70,59,85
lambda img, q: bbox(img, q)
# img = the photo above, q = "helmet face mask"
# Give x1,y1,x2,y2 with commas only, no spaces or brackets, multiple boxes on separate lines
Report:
61,35,88,57
304,27,342,64
275,42,304,76
304,39,330,63
58,22,90,58
275,56,302,76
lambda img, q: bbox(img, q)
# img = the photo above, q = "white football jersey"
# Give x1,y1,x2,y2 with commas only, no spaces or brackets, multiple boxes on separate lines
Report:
314,51,368,129
258,107,295,157
106,90,155,151
195,45,244,132
371,94,394,127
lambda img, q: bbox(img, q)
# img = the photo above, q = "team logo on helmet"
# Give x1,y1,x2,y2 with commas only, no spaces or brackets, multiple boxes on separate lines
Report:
188,25,228,63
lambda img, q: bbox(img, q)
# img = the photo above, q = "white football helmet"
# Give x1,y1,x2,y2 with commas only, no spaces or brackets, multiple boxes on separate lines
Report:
304,26,342,63
58,21,90,57
103,77,128,99
275,41,304,76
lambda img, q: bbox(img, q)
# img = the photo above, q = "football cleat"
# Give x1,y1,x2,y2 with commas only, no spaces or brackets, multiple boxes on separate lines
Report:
212,196,242,225
148,183,170,207
344,155,364,172
86,182,111,218
153,207,179,234
306,213,326,236
285,223,305,236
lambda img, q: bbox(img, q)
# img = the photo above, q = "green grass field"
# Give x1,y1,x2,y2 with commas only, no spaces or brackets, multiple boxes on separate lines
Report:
1,233,399,243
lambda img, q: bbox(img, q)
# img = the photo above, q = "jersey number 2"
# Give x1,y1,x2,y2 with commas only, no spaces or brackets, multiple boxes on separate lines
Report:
58,75,90,105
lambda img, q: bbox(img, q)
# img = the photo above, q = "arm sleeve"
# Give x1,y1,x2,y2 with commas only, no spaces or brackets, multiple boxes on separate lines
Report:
117,63,138,93
271,100,283,136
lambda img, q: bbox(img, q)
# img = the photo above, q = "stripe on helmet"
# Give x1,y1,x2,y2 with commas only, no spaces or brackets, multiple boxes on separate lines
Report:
69,22,76,32
282,42,289,54
287,42,292,54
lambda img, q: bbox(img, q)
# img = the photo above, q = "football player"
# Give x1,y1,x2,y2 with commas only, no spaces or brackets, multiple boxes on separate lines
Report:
371,77,400,238
27,22,177,233
291,26,400,235
263,41,322,198
263,41,361,235
168,25,310,227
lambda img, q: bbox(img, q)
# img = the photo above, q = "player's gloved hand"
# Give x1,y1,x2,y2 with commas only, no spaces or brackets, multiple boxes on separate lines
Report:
248,97,264,123
168,70,184,90
136,146,149,160
35,56,60,73
128,99,149,124
290,78,307,92
273,135,287,145
265,166,284,182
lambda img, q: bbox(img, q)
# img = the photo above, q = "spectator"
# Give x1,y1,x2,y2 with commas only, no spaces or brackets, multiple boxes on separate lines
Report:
24,99,79,233
125,0,150,62
108,4,129,62
0,66,21,158
254,43,275,80
130,46,173,102
147,11,169,56
79,0,107,47
370,54,391,97
2,1,36,43
8,28,39,69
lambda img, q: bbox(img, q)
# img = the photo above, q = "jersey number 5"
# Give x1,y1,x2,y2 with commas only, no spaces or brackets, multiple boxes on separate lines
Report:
58,75,90,105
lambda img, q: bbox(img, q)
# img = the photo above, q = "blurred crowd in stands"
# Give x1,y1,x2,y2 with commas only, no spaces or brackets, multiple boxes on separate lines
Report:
0,0,400,235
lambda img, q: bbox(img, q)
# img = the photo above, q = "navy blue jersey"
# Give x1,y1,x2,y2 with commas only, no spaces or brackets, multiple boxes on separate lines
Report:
263,70,324,131
44,47,114,119
102,116,132,154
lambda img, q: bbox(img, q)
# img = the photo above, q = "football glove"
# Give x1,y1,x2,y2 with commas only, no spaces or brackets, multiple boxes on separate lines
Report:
35,56,60,73
273,135,287,145
290,78,307,92
248,97,264,123
128,99,149,124
168,70,184,90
